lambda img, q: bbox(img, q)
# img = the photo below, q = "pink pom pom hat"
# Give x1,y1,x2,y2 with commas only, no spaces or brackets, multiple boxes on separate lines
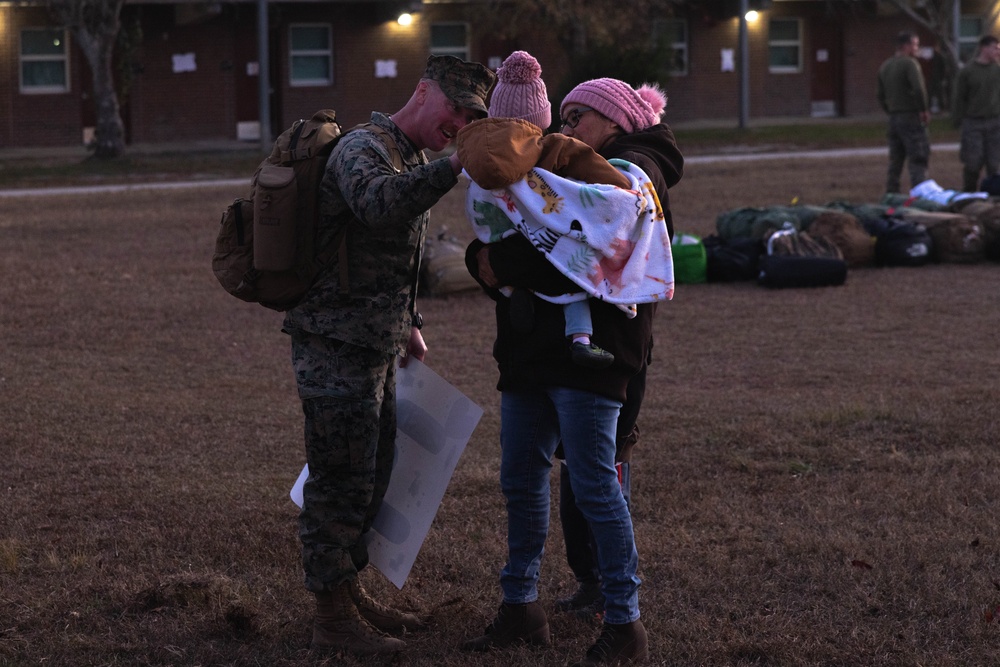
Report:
560,78,668,133
488,50,552,129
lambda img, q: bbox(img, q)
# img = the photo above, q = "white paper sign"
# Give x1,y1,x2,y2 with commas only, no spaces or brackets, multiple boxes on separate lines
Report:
375,59,398,78
172,53,197,73
290,358,483,588
721,48,735,72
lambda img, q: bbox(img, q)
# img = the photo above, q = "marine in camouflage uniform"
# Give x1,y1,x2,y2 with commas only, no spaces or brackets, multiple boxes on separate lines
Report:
281,55,495,655
952,35,1000,192
877,31,931,194
285,111,452,588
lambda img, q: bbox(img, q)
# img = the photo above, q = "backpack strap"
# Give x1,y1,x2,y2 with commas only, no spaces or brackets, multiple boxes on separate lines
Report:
363,123,404,173
330,122,405,299
284,119,307,159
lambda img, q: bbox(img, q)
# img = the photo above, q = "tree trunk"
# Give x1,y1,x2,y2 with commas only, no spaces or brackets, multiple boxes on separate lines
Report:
75,30,125,159
49,0,127,159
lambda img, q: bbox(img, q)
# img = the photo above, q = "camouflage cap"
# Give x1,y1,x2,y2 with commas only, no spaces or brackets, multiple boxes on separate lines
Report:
423,55,497,117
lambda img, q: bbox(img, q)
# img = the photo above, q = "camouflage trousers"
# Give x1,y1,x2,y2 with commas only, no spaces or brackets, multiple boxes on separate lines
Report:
959,117,1000,191
885,112,930,194
290,331,397,593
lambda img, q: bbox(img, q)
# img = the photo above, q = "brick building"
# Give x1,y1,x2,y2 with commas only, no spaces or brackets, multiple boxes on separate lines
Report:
2,0,998,149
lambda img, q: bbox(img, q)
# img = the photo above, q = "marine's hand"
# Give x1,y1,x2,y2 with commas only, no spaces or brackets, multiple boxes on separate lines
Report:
400,327,427,368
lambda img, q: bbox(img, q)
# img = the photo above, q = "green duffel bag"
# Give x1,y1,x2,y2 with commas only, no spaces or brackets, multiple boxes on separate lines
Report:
716,206,801,240
672,233,707,284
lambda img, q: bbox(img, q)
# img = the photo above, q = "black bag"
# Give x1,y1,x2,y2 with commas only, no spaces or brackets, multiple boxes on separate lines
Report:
863,216,933,267
703,234,763,282
757,229,847,288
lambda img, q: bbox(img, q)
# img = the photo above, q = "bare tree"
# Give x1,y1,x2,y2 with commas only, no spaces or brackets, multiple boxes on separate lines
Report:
478,0,679,55
875,0,1000,70
48,0,126,159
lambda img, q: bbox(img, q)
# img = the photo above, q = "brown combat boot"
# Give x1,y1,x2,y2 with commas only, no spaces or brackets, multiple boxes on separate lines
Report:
460,601,551,651
348,578,425,634
311,582,405,655
571,619,648,666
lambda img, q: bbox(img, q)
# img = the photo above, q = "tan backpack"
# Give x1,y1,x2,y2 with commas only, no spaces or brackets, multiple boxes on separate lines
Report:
212,110,401,310
807,211,876,267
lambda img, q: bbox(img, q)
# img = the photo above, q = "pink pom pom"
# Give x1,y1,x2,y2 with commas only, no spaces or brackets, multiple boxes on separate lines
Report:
499,50,542,84
636,84,668,118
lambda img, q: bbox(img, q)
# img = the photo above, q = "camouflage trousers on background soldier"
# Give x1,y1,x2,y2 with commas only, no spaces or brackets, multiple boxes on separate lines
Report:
959,117,1000,191
291,331,398,592
886,111,930,194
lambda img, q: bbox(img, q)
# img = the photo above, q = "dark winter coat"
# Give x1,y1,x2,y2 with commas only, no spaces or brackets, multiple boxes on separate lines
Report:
466,123,684,403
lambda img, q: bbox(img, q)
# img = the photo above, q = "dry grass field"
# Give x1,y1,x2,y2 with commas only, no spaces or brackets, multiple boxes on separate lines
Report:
3,138,1000,667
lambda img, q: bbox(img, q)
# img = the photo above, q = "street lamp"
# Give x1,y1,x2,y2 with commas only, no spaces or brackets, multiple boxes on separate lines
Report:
258,0,271,150
739,0,750,128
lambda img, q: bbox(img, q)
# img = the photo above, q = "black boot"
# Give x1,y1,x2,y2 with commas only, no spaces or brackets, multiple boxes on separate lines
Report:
555,581,604,615
460,601,550,651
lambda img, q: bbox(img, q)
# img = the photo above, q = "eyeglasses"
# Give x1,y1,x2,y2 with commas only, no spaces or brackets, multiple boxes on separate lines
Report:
560,106,594,130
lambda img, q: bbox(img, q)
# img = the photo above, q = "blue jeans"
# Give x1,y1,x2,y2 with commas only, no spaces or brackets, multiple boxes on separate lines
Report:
499,388,640,624
559,460,631,587
563,299,593,337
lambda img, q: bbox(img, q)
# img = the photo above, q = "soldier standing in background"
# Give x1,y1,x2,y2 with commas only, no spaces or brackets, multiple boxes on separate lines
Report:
928,41,950,114
952,35,1000,192
281,55,495,656
877,30,931,194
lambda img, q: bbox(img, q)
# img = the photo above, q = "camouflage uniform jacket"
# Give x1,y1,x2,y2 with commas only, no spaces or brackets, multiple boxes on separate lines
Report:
282,112,458,355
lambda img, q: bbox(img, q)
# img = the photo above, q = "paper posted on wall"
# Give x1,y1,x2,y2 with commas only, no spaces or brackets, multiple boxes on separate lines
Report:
290,358,484,589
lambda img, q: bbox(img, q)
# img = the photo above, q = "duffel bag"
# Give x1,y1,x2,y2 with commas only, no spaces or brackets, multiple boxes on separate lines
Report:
703,234,763,282
757,228,847,288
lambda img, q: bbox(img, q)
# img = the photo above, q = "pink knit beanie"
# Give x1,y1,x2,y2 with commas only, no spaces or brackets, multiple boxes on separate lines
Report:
488,51,552,130
560,78,668,133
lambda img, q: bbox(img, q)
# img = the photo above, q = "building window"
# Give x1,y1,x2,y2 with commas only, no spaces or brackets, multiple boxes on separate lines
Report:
289,24,332,86
768,18,801,73
659,18,688,76
959,16,984,63
430,22,468,60
20,28,69,94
